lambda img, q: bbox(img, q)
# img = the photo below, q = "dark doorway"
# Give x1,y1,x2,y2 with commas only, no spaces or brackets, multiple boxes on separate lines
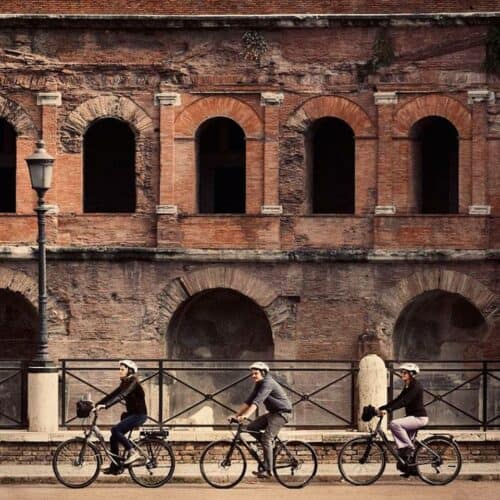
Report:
411,116,458,214
197,118,246,214
0,120,16,213
83,118,136,213
309,117,355,214
166,288,273,425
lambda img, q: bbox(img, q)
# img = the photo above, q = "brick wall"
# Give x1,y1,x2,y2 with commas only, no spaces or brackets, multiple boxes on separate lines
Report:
0,1,498,15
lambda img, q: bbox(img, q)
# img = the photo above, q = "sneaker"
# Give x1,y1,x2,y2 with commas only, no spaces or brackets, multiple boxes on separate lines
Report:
252,470,272,479
102,464,121,475
123,450,141,466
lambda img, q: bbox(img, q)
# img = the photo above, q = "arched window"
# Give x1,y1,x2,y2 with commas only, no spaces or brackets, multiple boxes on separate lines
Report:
197,118,245,214
0,120,16,213
410,117,458,214
308,117,355,214
83,118,136,213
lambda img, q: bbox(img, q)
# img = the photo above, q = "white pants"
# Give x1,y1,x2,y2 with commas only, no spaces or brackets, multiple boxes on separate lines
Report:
389,416,429,449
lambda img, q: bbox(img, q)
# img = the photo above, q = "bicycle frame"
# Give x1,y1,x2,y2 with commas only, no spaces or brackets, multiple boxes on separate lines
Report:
367,416,443,466
80,412,144,467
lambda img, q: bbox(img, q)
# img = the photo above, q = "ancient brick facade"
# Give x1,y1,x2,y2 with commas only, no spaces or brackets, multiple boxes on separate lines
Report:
0,3,498,367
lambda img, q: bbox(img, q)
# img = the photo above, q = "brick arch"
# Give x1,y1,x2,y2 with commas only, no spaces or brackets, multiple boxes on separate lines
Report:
174,96,263,139
286,95,375,137
393,95,472,139
0,95,37,138
379,270,498,337
157,267,290,339
0,268,68,335
61,95,154,153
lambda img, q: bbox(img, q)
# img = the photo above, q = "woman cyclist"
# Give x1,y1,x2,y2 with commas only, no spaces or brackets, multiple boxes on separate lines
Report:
378,362,428,474
94,359,148,475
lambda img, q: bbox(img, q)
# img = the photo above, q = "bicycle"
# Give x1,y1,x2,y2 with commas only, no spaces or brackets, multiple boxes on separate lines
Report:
338,414,462,486
52,407,175,488
199,417,318,489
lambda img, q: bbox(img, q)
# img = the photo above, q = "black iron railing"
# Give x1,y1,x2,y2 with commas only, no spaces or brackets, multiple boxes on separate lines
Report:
0,360,28,428
388,360,500,430
59,359,357,429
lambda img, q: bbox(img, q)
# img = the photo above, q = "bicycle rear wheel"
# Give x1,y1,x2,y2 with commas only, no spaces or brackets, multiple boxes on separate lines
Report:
199,440,247,488
128,438,176,488
273,440,318,488
338,437,386,486
52,438,101,488
415,436,462,485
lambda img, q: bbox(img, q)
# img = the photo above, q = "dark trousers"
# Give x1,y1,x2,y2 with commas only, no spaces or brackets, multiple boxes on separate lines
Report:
247,412,288,473
110,413,147,456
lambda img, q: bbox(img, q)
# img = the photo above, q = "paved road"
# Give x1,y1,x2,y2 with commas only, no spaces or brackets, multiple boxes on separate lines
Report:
2,482,499,500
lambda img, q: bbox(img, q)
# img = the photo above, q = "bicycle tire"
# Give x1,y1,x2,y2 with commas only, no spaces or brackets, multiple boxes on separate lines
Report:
199,440,247,488
415,436,462,485
273,440,318,489
338,437,386,486
52,437,101,488
128,437,176,488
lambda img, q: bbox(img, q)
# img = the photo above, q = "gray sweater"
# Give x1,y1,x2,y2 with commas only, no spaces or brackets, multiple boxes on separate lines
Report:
245,374,292,413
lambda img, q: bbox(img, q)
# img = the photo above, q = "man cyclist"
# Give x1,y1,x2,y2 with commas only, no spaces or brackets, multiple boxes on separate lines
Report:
94,359,148,475
231,362,292,479
378,362,428,476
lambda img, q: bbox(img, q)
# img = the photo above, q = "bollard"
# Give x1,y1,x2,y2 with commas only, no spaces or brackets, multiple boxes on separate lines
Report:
358,354,387,432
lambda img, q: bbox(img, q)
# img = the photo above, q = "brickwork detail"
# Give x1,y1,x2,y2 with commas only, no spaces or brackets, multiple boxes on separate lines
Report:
393,95,472,138
0,268,68,335
174,96,263,138
378,269,499,336
0,95,37,138
157,267,292,343
60,95,154,153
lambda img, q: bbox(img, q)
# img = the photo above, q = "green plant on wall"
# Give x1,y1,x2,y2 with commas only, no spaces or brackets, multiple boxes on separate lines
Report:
357,28,395,83
484,26,500,76
241,31,269,64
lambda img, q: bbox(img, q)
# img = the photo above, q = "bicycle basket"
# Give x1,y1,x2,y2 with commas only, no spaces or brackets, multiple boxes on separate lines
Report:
76,400,93,418
361,404,378,422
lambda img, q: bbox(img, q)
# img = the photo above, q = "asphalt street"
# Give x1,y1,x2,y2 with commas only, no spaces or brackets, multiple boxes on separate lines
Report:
1,481,499,500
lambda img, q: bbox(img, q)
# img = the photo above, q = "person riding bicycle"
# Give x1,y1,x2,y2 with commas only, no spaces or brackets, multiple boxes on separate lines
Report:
230,362,292,479
94,359,148,475
378,362,428,475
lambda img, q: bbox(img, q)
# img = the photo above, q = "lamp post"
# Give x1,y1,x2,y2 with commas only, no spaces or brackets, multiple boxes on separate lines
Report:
25,140,54,367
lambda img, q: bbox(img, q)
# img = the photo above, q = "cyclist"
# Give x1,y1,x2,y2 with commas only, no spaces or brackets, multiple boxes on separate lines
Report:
378,362,428,475
94,359,148,475
230,362,292,479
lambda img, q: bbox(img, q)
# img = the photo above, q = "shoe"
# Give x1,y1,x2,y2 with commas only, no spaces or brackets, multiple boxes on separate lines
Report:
102,464,121,475
252,470,272,479
123,450,141,466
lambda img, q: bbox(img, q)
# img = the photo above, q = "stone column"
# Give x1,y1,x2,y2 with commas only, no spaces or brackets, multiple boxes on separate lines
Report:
37,92,61,214
260,92,284,215
28,368,59,432
374,92,398,215
467,89,493,215
155,92,181,216
358,354,387,431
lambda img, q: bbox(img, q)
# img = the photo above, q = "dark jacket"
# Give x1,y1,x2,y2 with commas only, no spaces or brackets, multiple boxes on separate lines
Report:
380,377,427,417
97,376,147,416
245,374,292,414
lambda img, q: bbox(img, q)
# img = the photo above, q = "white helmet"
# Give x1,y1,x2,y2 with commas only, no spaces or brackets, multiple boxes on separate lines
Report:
249,362,270,374
398,362,420,375
119,359,138,374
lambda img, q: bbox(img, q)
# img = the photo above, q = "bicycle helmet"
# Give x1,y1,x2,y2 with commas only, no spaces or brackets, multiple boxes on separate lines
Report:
249,362,270,375
119,359,138,374
398,362,420,375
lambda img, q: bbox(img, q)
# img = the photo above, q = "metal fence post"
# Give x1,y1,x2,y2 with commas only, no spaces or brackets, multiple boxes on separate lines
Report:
483,361,488,431
159,359,164,426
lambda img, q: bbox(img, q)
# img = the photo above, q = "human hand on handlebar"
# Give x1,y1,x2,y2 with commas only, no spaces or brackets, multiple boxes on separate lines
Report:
377,409,386,417
92,404,106,412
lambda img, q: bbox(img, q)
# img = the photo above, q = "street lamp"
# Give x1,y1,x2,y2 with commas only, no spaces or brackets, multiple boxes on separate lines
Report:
26,140,54,367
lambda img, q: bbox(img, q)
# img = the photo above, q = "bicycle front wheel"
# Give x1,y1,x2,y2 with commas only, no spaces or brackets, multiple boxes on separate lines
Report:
199,440,247,488
415,436,462,485
273,440,318,488
52,438,101,488
128,438,176,488
338,437,386,486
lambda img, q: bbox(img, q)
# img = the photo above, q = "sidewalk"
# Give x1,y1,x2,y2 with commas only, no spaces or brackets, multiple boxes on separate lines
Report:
0,462,499,484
